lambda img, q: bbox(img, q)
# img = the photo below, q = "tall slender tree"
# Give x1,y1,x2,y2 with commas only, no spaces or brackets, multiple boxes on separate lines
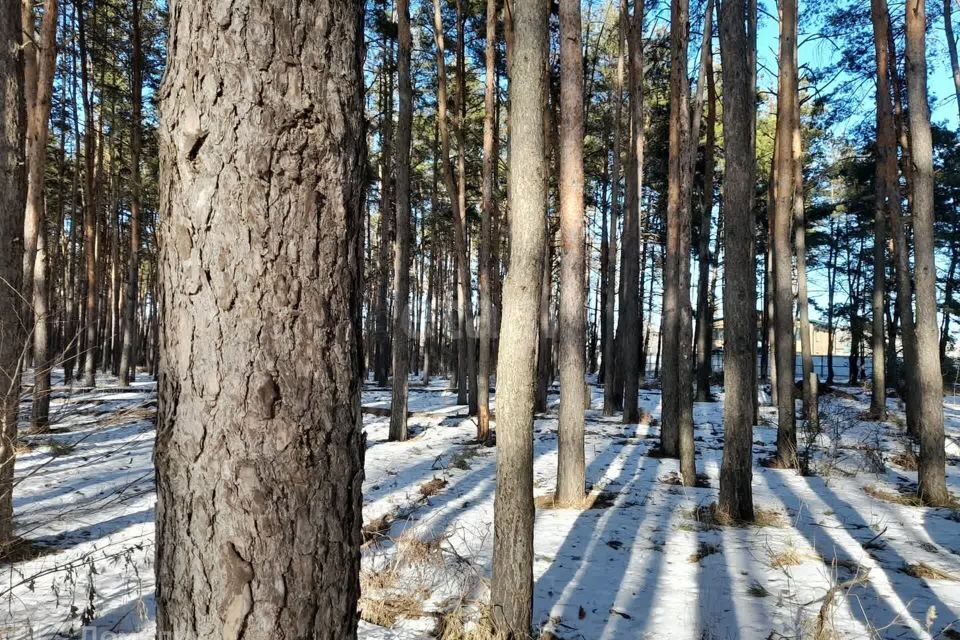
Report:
905,0,950,506
490,0,548,630
0,0,26,549
156,0,367,635
772,0,798,467
390,0,414,442
717,0,756,521
119,0,143,387
556,0,586,505
477,0,497,443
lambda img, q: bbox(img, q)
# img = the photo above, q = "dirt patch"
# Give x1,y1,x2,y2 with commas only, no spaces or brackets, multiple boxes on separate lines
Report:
535,490,617,510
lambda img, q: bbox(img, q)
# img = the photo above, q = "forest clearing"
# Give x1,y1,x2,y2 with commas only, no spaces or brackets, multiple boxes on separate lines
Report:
4,0,960,637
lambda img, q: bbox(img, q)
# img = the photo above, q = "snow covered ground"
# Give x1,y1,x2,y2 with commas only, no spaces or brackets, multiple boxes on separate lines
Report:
2,372,959,639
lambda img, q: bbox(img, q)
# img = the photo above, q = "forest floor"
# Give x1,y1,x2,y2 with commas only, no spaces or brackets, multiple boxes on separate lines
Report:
1,371,960,639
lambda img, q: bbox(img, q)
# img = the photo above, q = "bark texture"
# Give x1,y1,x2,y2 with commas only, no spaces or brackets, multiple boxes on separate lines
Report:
390,0,413,442
717,0,756,522
1,0,26,547
490,0,548,631
905,0,949,506
556,0,586,505
156,1,366,636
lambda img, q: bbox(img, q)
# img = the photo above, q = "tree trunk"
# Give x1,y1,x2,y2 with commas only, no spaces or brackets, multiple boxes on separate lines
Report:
620,0,644,424
119,0,142,386
0,0,26,549
78,0,97,389
695,12,716,403
603,3,625,416
717,0,756,522
477,0,497,443
556,0,586,505
390,0,413,442
944,0,960,123
939,252,957,365
490,0,548,631
772,0,798,467
432,0,477,418
156,1,366,636
374,34,394,388
905,0,949,506
792,62,818,435
872,0,919,434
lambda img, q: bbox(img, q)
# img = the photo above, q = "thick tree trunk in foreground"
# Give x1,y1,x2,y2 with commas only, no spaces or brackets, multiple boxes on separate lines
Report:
0,0,26,548
390,0,413,442
490,0,548,631
717,0,756,522
477,0,497,443
156,1,366,636
556,0,586,505
904,0,949,506
119,0,143,387
772,0,798,467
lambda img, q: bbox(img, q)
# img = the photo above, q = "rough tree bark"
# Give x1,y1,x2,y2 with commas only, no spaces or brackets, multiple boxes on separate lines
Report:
905,0,950,506
603,2,625,416
390,0,413,442
490,0,548,631
477,0,497,443
556,0,586,504
1,0,26,549
717,0,756,522
119,0,142,387
772,0,798,467
695,7,716,403
156,1,366,636
620,0,644,424
23,0,58,430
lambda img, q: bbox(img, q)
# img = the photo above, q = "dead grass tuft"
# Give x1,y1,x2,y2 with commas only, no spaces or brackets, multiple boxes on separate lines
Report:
768,546,804,569
902,562,959,581
687,503,784,529
863,485,925,507
420,476,448,498
358,590,427,627
888,449,919,471
747,581,770,598
535,490,617,510
434,603,495,640
362,513,393,546
658,471,711,488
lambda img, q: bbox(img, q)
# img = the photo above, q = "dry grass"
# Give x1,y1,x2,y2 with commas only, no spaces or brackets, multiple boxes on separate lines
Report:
688,542,721,563
434,603,494,640
863,485,925,507
768,546,804,569
688,503,784,529
535,490,616,510
902,562,959,582
396,531,446,565
888,449,919,471
420,476,448,498
358,590,428,627
747,581,770,598
362,513,394,546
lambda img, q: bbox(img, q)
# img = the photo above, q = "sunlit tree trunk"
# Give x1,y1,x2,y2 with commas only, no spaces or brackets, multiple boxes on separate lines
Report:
556,0,586,504
905,0,949,506
490,0,548,630
390,0,414,442
156,0,366,635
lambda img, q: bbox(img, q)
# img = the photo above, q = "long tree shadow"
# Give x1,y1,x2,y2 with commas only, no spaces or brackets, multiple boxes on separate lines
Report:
766,469,955,637
29,507,154,551
534,438,674,638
